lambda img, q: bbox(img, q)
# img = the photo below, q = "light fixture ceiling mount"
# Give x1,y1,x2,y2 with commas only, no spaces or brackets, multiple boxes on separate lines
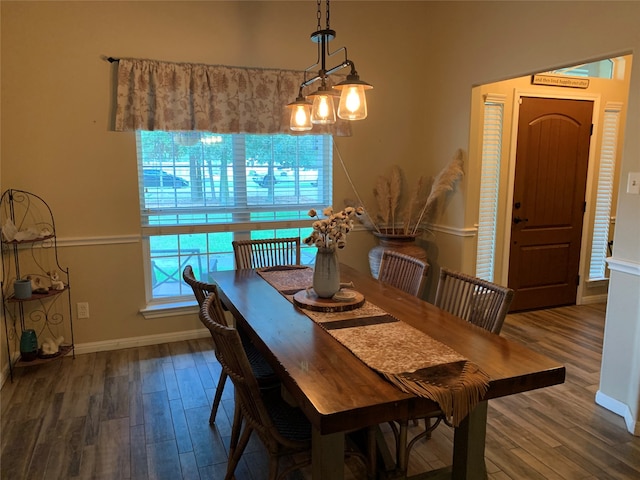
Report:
287,0,372,131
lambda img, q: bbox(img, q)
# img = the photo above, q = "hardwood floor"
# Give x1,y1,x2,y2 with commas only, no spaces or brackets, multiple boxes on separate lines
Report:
1,303,639,479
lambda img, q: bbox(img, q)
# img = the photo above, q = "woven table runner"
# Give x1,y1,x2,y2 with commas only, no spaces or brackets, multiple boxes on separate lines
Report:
257,266,490,426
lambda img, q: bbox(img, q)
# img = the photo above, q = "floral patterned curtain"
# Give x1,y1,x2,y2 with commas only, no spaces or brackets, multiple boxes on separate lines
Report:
114,58,351,136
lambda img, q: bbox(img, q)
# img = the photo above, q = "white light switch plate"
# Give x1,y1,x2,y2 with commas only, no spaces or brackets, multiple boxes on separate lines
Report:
628,172,640,194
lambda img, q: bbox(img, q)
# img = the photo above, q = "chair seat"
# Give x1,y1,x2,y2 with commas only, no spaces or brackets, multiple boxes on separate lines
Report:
241,335,277,383
262,389,312,443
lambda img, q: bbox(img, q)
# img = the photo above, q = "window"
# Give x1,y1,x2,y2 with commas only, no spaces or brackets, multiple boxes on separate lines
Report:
546,59,614,79
589,102,622,281
476,94,506,282
137,131,332,302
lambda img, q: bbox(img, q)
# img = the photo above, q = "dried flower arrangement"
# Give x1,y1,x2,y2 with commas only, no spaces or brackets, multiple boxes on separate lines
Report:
355,149,465,236
304,206,364,251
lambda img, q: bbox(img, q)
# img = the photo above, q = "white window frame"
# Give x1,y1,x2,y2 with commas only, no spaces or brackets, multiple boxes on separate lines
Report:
589,102,622,281
476,94,506,282
136,131,333,309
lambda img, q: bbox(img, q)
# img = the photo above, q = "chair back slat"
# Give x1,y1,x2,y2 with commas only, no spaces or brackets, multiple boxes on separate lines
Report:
434,268,514,334
232,237,301,269
378,250,429,297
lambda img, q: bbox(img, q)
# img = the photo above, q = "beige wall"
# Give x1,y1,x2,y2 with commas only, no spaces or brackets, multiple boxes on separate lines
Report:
2,1,639,433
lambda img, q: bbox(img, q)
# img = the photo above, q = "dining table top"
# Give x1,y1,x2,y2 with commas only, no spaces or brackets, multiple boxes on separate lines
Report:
211,263,566,436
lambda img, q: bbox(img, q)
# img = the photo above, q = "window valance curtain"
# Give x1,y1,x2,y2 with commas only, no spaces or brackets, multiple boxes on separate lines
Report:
114,58,351,136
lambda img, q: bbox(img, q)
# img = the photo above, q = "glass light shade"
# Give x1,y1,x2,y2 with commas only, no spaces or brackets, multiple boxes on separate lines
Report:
289,103,313,131
337,85,368,120
310,94,337,125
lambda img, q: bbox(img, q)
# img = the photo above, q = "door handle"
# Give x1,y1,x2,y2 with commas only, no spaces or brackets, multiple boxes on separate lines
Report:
513,217,529,224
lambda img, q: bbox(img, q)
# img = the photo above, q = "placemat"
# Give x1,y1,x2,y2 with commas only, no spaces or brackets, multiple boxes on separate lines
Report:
257,266,489,426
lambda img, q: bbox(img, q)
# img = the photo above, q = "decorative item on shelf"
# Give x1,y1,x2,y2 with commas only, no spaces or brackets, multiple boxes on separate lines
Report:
13,279,32,300
304,206,364,298
19,329,38,362
1,218,53,243
48,270,65,290
286,0,372,131
26,275,49,295
354,150,465,277
39,336,64,358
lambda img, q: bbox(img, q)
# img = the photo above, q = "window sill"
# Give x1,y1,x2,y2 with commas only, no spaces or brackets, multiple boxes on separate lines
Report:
140,300,199,320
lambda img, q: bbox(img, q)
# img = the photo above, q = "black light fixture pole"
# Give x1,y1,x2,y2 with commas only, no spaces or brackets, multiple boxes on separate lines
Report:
287,0,372,131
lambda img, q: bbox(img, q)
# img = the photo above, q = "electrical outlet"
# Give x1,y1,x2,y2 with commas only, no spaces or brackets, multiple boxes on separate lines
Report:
77,302,90,319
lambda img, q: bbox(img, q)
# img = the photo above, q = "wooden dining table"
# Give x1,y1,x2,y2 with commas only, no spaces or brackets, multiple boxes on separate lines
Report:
211,263,566,480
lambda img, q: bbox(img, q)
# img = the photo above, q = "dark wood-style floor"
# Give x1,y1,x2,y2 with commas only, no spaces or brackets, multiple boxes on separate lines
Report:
1,303,639,479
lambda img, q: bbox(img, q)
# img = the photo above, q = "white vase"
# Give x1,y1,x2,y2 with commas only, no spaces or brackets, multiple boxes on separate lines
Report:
313,248,340,298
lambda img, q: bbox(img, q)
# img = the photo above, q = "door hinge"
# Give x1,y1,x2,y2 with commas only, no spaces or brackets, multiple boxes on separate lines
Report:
577,274,580,286
583,201,587,213
590,124,594,136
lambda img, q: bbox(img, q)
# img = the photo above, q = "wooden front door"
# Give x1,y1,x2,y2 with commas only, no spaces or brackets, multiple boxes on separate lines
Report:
508,97,593,311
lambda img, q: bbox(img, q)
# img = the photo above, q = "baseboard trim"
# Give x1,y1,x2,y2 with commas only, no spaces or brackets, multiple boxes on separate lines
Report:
0,329,210,389
595,390,639,436
579,294,609,305
73,328,210,355
0,352,27,389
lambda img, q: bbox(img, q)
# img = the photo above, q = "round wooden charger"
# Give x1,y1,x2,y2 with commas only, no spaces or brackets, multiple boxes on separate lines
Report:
293,289,365,312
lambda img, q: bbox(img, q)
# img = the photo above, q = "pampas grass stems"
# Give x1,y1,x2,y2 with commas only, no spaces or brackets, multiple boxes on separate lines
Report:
402,176,429,235
410,149,464,234
389,166,402,233
334,142,464,237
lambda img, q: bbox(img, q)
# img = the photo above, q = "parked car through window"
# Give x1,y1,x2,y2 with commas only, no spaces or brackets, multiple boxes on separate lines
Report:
143,169,189,188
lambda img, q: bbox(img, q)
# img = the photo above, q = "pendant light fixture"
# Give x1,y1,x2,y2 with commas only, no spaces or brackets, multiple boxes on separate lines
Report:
287,0,372,131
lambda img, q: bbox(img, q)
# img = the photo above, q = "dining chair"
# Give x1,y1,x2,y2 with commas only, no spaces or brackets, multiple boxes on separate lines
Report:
377,250,429,297
393,267,515,474
232,237,301,269
376,251,429,470
199,293,369,480
182,265,278,424
434,267,515,334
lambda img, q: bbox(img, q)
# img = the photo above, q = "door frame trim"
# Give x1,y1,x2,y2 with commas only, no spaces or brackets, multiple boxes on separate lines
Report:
500,90,602,305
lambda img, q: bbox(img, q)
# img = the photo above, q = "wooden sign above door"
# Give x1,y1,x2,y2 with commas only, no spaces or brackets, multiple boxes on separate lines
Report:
531,74,590,89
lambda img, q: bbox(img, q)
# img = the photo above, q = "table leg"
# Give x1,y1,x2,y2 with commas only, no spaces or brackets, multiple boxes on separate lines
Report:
397,420,409,474
312,428,345,480
452,401,488,480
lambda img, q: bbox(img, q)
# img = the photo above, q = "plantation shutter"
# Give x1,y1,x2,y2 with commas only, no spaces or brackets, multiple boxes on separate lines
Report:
589,102,622,280
476,94,506,282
